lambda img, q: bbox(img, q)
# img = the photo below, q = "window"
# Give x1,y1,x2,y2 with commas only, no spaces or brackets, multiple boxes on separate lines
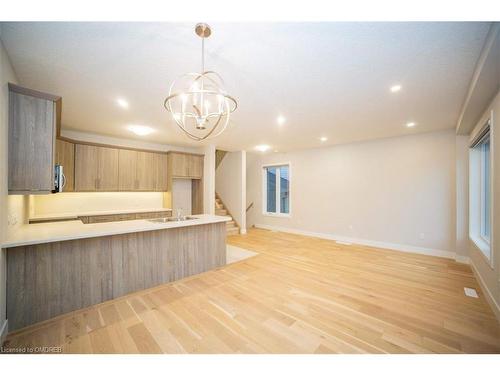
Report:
469,121,492,262
263,164,290,216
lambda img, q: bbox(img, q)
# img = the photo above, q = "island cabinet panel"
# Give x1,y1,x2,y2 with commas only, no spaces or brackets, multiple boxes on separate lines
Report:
8,85,61,194
55,139,75,192
6,222,226,331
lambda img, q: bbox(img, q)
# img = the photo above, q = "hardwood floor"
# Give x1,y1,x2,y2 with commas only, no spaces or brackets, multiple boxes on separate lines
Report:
3,228,500,353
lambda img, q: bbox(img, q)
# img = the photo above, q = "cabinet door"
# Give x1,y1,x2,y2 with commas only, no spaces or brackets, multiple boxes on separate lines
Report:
169,152,188,177
118,149,137,191
136,151,156,191
8,91,55,193
75,144,98,191
55,139,75,192
188,155,203,179
96,147,119,191
155,153,168,191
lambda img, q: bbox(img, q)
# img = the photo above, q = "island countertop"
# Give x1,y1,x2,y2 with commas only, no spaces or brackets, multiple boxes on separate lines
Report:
2,214,231,248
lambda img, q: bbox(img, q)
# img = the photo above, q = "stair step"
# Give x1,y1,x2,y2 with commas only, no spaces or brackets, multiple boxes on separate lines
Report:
216,209,227,215
226,227,239,236
226,221,236,228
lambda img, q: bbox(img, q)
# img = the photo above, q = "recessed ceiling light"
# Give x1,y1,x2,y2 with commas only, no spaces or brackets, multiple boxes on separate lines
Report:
116,98,129,109
128,125,154,136
320,137,328,142
277,115,286,126
390,85,402,93
406,122,416,128
255,144,271,152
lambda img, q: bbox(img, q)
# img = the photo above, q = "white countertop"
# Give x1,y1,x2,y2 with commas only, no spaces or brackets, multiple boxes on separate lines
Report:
3,214,231,248
29,207,173,221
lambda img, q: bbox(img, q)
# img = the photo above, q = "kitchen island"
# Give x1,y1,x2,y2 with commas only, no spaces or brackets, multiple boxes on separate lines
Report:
2,214,230,331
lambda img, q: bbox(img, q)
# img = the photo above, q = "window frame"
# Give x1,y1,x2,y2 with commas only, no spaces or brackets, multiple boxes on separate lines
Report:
479,134,491,244
469,115,494,267
262,162,291,218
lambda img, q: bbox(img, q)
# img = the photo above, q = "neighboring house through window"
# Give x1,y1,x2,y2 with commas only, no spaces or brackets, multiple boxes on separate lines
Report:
263,164,290,216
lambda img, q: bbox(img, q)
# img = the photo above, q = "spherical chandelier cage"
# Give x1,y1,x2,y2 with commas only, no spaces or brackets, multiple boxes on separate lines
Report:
164,72,237,141
164,23,237,141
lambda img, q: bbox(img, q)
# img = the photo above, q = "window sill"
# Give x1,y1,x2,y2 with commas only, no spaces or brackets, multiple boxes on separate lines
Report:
263,212,291,219
469,235,493,268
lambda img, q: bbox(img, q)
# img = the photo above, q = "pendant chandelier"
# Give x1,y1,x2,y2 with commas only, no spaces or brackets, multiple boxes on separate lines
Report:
164,23,237,141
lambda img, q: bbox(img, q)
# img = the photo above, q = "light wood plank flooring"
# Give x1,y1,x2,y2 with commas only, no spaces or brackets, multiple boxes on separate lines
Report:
3,228,500,353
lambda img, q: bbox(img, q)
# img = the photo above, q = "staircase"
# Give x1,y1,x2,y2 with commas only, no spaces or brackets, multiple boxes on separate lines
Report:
215,193,240,236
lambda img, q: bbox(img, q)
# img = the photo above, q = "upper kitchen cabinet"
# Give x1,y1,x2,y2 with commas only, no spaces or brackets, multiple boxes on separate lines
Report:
136,151,157,190
168,151,204,179
118,149,160,191
154,153,168,191
75,144,119,191
118,149,138,190
8,83,62,194
55,139,75,192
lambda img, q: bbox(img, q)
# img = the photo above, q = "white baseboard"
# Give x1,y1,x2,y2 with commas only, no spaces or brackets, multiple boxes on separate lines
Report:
254,224,459,260
455,255,470,264
469,260,500,323
0,319,8,346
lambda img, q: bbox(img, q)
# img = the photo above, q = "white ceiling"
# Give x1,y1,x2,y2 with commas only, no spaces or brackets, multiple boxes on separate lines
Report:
0,22,492,152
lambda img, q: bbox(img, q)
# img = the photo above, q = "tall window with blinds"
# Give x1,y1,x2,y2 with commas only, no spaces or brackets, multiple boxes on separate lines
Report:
263,164,290,216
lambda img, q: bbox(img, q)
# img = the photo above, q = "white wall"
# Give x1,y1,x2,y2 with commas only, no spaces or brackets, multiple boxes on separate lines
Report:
247,130,457,256
203,145,216,215
61,129,200,154
455,135,470,259
468,90,500,320
216,151,246,233
0,34,22,341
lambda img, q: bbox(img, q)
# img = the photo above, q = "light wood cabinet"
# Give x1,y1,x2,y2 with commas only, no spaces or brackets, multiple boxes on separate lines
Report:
79,210,171,224
118,149,138,190
97,147,119,191
75,144,119,191
118,150,166,191
154,153,168,191
55,139,75,192
8,84,61,194
168,152,203,179
75,144,98,191
136,151,156,191
71,142,170,192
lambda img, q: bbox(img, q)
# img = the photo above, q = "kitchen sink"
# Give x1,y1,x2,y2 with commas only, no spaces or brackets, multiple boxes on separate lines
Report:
148,216,198,223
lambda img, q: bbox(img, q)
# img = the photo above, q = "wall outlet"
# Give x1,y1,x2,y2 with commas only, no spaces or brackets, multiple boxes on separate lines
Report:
7,213,18,226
